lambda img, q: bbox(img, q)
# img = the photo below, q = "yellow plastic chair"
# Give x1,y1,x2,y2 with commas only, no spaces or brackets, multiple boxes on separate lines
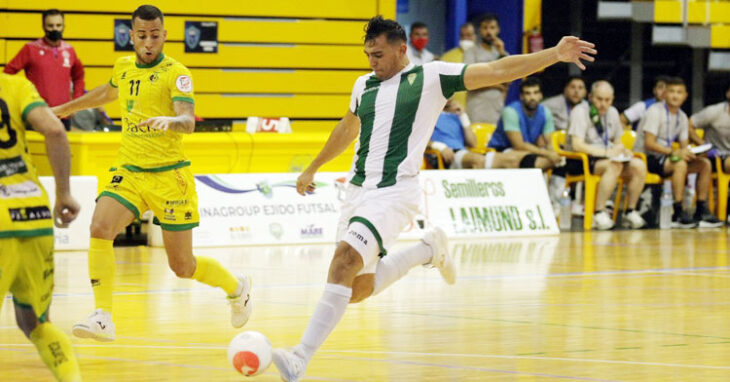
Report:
552,130,602,230
469,123,496,155
714,157,730,221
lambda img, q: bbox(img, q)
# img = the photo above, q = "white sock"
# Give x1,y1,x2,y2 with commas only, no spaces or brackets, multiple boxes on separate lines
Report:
299,283,352,361
372,242,433,296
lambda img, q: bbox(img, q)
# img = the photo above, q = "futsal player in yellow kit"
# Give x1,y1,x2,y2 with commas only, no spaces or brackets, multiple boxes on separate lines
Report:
52,5,252,341
0,73,82,380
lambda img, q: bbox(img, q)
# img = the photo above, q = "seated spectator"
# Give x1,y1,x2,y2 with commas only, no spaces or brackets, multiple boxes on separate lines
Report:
542,76,587,131
428,99,535,169
487,77,562,170
634,77,722,228
621,75,668,128
567,80,647,230
689,84,730,223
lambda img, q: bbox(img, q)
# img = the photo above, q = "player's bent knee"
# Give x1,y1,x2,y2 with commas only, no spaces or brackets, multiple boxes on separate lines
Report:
169,260,195,278
89,219,117,240
329,244,364,284
14,305,39,339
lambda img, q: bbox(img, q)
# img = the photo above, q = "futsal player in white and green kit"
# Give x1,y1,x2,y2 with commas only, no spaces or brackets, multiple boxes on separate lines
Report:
272,16,597,381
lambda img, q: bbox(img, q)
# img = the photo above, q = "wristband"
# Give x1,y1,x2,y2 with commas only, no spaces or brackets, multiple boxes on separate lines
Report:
669,155,681,162
430,141,448,152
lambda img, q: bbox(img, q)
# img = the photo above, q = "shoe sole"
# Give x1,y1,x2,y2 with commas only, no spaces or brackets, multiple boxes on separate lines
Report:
430,227,456,285
72,324,114,342
699,221,724,228
671,223,698,229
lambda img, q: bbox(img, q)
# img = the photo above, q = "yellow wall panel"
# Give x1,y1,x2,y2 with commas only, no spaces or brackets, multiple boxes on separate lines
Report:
247,133,354,173
654,1,682,23
0,13,365,45
711,25,730,49
709,3,730,24
5,0,378,19
102,94,349,119
84,67,367,94
0,39,5,64
4,40,370,69
378,0,397,19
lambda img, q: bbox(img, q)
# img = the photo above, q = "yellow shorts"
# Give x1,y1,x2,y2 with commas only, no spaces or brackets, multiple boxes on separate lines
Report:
99,166,200,231
0,235,54,322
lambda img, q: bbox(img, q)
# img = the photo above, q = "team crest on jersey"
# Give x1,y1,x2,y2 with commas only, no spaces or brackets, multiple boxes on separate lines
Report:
407,73,417,85
176,75,193,93
149,73,159,83
115,23,131,48
121,72,127,80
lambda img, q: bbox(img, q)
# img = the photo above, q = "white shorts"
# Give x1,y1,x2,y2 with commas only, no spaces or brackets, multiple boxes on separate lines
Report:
337,180,421,275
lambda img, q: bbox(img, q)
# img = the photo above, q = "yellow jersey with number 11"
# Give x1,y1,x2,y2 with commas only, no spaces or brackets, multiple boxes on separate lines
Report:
109,53,195,171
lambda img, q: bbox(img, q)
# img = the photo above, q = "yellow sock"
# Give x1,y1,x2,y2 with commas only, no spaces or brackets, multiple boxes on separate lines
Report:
192,256,239,296
30,323,82,382
88,238,115,313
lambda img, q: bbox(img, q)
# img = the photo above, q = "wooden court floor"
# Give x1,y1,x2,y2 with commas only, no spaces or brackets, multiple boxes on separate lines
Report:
1,229,729,381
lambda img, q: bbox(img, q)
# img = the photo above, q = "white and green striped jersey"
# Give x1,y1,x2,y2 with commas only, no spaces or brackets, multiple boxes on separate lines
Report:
348,61,467,188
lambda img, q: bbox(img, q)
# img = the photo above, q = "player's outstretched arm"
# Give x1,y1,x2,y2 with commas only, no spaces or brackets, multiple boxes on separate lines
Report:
464,36,596,91
26,106,81,227
296,109,360,195
138,100,195,134
52,82,118,118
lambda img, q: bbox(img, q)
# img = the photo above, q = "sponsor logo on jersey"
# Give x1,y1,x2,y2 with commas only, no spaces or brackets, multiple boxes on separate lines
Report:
111,175,123,184
164,208,175,221
184,211,193,220
0,156,28,178
166,199,188,206
0,180,42,199
8,206,52,222
176,75,193,93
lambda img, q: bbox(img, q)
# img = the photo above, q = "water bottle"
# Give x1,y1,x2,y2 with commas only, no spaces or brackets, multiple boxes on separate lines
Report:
659,184,673,229
559,188,572,231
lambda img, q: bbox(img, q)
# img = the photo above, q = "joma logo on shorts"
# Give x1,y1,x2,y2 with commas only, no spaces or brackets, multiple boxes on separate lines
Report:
348,230,368,245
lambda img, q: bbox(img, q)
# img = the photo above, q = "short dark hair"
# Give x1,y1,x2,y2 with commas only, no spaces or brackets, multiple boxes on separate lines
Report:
520,77,542,93
564,75,586,89
476,13,499,28
654,75,671,88
42,9,63,23
410,21,428,35
364,16,407,44
132,5,164,25
664,76,685,88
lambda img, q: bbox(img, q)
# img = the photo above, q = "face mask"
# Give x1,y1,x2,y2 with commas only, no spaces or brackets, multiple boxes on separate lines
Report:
459,40,475,51
45,30,62,41
412,37,428,51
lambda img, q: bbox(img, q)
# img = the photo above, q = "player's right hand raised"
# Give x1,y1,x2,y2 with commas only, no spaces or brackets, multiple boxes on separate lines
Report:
296,170,316,196
53,195,81,228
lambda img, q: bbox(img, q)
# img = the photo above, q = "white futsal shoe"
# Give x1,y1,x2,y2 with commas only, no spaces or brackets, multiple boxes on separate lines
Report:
228,274,253,328
422,226,456,284
272,346,308,382
72,309,115,342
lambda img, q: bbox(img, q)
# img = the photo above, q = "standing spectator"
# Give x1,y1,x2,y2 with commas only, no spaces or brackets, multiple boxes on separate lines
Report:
567,81,647,230
689,84,730,222
406,22,434,65
542,76,587,131
464,13,509,124
3,9,84,130
441,23,476,108
634,77,723,228
620,75,669,127
487,77,561,170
